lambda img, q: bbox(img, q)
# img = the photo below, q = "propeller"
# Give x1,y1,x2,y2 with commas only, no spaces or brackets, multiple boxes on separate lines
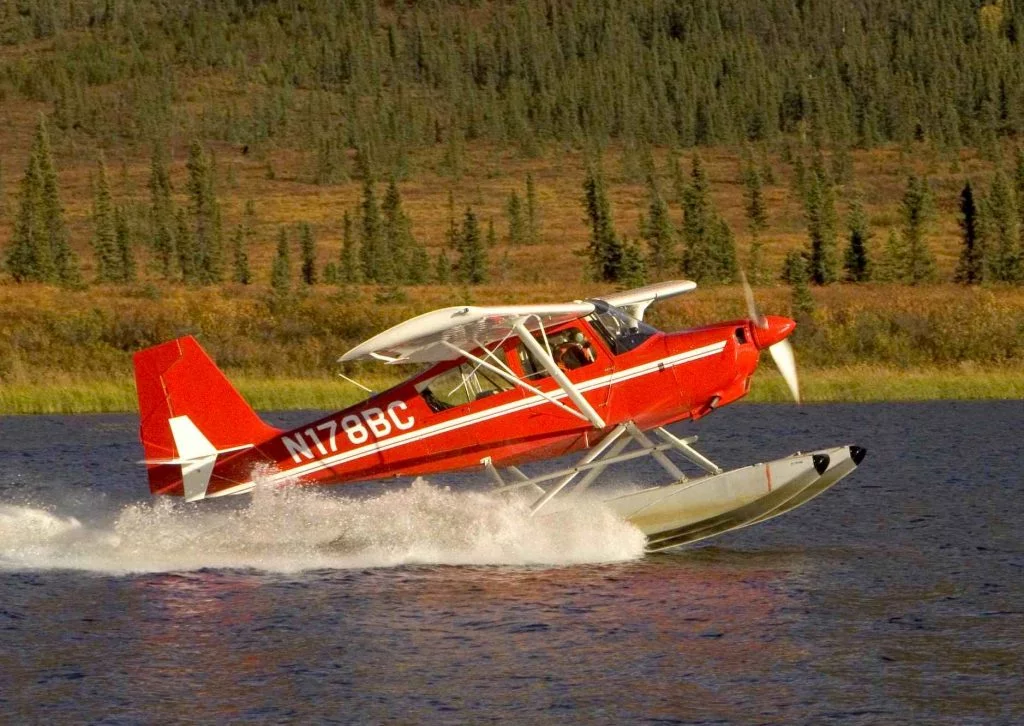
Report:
741,272,801,404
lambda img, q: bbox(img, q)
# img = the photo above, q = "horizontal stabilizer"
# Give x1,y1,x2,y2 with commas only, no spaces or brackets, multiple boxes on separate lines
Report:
139,443,254,466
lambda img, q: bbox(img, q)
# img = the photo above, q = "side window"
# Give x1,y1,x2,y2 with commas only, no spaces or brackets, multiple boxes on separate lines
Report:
416,348,514,412
516,327,597,380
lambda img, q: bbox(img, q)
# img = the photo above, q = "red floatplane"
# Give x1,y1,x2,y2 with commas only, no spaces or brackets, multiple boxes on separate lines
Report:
133,280,865,551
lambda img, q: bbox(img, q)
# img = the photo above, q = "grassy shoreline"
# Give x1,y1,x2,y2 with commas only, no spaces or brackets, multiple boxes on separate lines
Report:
2,366,1020,415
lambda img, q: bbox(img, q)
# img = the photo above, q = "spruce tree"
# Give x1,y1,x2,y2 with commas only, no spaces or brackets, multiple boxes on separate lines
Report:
6,143,47,282
359,177,383,282
237,200,255,285
507,190,525,246
323,261,339,285
582,163,626,282
382,178,413,283
780,250,808,285
35,117,79,285
339,210,360,283
831,144,853,185
680,154,722,282
149,141,175,280
486,219,497,249
313,130,346,185
743,162,768,284
457,207,487,284
619,237,647,287
983,170,1021,282
901,175,937,284
955,182,984,284
669,151,686,205
271,228,292,295
299,222,317,285
444,190,459,251
408,240,431,284
804,158,839,284
525,173,540,244
231,225,251,284
711,218,739,283
743,165,768,237
641,175,675,275
759,145,776,186
186,140,223,284
115,206,135,284
790,155,807,201
91,158,118,283
875,230,906,283
1015,147,1024,234
435,248,452,284
843,196,872,282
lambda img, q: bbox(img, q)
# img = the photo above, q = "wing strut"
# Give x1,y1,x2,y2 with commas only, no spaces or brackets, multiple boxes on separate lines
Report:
528,424,627,514
512,320,606,429
484,426,722,516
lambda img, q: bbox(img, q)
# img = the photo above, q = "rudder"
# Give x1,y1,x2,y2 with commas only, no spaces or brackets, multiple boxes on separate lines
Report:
133,336,281,497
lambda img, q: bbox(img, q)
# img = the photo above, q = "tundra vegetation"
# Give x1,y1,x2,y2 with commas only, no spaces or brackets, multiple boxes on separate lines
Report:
0,0,1022,412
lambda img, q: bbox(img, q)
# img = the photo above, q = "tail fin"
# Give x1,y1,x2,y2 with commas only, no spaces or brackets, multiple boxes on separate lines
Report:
133,336,281,499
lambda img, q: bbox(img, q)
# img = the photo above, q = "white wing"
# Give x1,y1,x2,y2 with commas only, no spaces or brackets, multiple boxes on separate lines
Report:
339,303,595,364
597,280,696,320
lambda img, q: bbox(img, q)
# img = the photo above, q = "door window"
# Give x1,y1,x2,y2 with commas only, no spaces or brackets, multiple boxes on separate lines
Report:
417,348,514,412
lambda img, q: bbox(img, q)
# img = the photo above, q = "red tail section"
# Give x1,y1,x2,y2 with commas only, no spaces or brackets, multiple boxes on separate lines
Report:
133,336,281,495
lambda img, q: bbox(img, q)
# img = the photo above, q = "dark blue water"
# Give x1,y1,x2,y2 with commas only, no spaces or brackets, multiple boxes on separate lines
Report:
1,402,1021,724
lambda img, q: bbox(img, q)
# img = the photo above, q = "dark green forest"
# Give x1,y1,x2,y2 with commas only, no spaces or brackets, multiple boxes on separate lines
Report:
2,0,1022,158
1,1,1024,408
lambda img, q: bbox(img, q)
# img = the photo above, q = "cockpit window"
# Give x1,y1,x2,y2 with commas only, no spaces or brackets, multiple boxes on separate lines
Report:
586,300,658,354
417,348,514,412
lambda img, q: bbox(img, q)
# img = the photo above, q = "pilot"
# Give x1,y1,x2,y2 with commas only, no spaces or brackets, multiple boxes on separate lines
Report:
555,332,595,371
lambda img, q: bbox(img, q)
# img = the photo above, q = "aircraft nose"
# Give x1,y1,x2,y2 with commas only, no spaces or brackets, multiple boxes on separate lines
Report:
751,315,796,350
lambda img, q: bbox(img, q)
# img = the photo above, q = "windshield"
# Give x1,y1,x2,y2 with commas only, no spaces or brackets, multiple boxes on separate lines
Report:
586,300,659,354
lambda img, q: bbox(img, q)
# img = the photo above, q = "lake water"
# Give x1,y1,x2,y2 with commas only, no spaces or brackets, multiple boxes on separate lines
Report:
1,402,1021,724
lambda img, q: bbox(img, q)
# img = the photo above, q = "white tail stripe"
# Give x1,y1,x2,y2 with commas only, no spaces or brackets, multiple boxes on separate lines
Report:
169,416,217,459
166,415,255,502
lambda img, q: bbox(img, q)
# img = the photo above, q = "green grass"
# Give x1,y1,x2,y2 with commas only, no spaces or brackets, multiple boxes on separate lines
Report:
0,374,403,415
1,367,1020,415
747,366,1024,403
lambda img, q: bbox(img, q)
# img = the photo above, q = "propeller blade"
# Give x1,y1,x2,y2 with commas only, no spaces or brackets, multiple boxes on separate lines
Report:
740,271,767,329
769,339,800,404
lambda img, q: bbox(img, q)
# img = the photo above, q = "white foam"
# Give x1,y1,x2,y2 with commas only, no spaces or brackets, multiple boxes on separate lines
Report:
0,478,646,574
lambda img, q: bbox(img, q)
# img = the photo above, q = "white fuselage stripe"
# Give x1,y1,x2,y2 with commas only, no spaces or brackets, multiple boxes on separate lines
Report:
264,340,728,483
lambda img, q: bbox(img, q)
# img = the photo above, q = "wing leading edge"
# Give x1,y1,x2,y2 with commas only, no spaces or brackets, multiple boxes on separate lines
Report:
338,303,595,364
596,280,696,321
